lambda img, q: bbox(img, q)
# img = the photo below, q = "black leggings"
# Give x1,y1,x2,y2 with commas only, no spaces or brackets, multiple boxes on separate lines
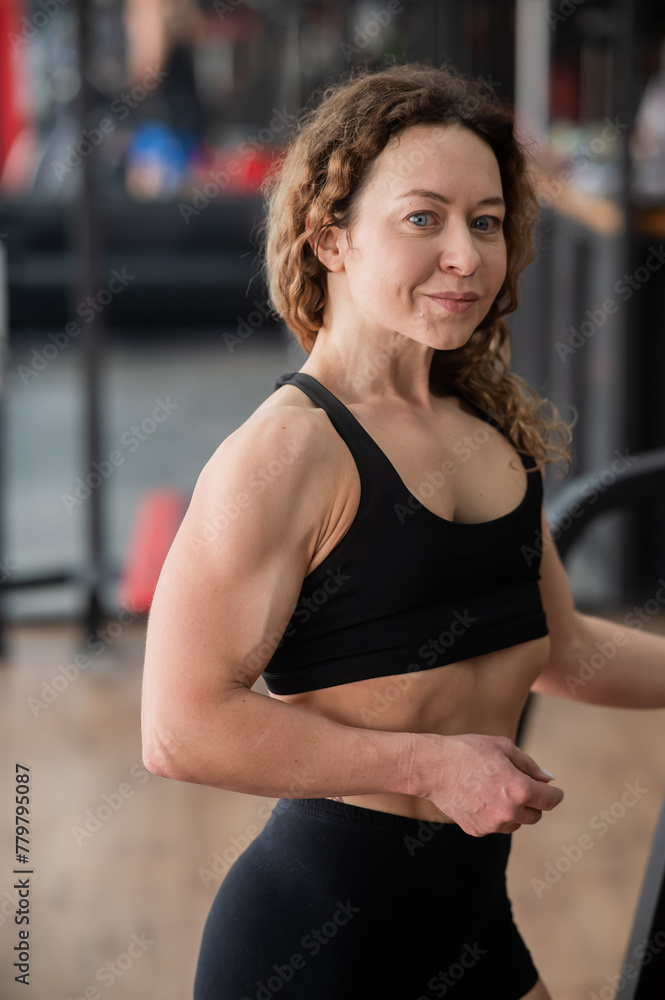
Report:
193,797,540,1000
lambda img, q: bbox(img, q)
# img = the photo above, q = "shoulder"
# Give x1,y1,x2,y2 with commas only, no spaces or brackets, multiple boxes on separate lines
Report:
190,382,355,546
214,381,347,477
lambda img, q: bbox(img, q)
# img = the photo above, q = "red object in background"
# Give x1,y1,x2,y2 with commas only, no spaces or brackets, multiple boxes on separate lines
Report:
550,56,580,123
190,145,280,195
0,0,33,192
118,490,189,615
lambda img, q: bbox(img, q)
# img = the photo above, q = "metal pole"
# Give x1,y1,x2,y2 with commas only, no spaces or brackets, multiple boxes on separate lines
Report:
514,0,551,140
612,0,637,598
71,0,105,635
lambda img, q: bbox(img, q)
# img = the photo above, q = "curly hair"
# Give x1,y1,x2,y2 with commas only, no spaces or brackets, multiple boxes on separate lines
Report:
258,61,573,475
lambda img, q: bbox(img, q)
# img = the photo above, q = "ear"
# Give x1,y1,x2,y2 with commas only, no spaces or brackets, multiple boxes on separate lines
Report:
305,213,346,272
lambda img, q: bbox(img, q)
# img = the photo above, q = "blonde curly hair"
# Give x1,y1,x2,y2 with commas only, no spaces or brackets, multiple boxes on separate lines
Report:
258,61,573,475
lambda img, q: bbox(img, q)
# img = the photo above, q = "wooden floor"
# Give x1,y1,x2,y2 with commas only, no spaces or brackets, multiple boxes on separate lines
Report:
1,613,664,1000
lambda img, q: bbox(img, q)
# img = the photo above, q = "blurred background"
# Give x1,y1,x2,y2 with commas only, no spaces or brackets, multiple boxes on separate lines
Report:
1,1,665,998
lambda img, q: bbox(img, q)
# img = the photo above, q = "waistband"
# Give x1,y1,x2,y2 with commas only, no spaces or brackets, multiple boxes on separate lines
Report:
274,796,482,839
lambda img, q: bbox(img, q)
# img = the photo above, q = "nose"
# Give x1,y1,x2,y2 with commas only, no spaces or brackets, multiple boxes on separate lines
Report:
438,220,481,276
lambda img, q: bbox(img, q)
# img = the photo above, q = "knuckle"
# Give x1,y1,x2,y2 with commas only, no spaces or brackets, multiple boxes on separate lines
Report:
512,782,531,807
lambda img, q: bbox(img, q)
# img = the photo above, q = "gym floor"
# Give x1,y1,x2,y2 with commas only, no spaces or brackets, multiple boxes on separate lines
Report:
4,331,665,998
1,614,664,1000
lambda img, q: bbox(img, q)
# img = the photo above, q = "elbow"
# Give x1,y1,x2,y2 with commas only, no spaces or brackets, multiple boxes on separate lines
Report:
142,744,175,780
141,725,191,782
142,740,181,781
141,720,232,786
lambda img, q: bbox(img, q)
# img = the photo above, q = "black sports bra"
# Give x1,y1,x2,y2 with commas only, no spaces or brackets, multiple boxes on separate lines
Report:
261,372,549,695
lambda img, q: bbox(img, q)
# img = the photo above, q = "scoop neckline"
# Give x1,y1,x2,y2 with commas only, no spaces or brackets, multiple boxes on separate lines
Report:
277,371,533,529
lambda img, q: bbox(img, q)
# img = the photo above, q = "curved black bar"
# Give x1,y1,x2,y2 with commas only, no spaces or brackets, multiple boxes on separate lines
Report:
616,794,665,999
516,446,665,1000
544,447,665,562
517,445,665,748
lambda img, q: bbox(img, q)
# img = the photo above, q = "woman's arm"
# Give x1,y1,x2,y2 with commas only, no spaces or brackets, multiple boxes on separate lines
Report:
531,505,665,707
141,407,413,798
142,406,562,835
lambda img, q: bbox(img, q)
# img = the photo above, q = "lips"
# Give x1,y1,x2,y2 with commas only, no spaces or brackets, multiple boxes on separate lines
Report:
427,292,480,315
427,292,480,301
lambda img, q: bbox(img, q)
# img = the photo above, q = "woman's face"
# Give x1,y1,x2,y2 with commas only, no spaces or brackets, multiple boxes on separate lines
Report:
329,124,508,351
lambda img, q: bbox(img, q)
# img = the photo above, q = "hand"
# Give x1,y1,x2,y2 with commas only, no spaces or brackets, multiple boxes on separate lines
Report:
413,732,564,837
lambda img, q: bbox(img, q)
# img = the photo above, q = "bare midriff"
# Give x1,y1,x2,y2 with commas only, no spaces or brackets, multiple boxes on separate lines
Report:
259,376,550,824
268,633,550,823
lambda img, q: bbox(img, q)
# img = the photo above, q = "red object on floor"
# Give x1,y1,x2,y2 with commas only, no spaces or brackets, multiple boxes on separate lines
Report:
118,490,188,614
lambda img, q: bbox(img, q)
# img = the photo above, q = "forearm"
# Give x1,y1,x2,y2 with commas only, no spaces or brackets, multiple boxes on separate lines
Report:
142,683,564,837
143,687,416,800
536,611,665,707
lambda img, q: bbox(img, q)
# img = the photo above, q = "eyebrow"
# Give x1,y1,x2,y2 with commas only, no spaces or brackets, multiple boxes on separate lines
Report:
397,188,505,208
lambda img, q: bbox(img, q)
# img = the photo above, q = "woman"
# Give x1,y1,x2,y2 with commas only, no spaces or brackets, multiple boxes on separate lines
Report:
141,63,665,999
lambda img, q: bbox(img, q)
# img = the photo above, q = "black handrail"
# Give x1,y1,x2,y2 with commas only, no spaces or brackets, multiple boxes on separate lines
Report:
545,447,665,562
616,795,665,999
516,445,665,746
516,445,665,999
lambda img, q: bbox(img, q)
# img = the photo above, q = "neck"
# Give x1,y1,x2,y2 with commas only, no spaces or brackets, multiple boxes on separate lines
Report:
299,326,438,410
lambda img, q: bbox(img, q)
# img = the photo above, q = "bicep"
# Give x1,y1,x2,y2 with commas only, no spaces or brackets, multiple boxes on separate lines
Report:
141,412,328,751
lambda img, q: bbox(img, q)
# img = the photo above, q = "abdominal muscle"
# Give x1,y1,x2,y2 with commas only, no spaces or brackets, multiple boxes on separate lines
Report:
261,379,550,824
268,632,550,824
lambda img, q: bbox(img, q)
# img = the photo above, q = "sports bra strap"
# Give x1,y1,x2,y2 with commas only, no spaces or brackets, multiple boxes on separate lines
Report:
272,371,396,480
272,370,535,477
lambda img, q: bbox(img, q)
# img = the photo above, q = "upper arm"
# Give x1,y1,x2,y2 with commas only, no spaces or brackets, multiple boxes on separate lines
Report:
530,500,584,695
140,405,339,766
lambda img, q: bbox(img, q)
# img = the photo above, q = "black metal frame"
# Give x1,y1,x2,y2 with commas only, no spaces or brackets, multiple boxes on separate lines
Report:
516,444,665,747
516,446,665,998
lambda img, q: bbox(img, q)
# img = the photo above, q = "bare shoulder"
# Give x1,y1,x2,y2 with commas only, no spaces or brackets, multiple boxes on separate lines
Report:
187,381,358,572
202,381,352,497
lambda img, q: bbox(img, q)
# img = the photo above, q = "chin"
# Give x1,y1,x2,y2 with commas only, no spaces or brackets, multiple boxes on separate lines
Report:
430,326,476,351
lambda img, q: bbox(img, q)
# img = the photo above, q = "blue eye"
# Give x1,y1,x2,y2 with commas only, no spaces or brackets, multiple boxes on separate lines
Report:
473,216,501,232
408,212,431,228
